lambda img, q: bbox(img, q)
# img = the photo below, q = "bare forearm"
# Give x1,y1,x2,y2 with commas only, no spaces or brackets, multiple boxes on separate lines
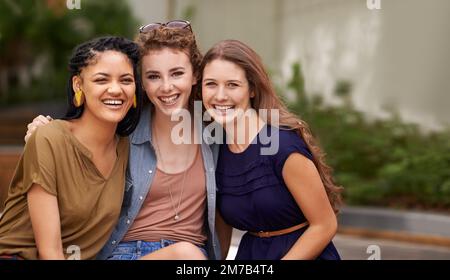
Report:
216,213,232,259
219,231,232,260
28,184,64,260
38,248,65,260
281,223,337,260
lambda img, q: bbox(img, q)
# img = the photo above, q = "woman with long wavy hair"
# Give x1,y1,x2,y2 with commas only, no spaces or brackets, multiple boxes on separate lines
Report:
199,39,343,260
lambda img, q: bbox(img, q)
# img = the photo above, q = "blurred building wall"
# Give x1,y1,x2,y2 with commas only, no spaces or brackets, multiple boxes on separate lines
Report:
128,0,450,130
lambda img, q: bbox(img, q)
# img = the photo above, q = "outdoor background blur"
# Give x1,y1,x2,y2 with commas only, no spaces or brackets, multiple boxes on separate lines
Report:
0,0,449,258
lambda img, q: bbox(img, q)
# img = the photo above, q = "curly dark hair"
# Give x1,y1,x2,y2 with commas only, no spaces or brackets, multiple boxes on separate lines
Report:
64,36,143,136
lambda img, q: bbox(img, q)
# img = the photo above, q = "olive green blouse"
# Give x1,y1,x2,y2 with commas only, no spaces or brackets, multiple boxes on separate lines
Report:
0,120,129,259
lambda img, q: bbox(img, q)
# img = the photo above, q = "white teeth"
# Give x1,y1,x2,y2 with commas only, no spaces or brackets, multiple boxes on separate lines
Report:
212,105,235,117
214,105,234,110
159,94,179,105
103,99,123,105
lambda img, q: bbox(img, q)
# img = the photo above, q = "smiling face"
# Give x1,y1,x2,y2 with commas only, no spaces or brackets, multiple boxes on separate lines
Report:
202,59,254,125
141,48,196,117
73,50,135,124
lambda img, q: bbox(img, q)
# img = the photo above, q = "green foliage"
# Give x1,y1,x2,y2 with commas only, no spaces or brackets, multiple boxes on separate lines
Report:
287,62,307,112
0,0,140,105
285,62,450,211
181,4,197,21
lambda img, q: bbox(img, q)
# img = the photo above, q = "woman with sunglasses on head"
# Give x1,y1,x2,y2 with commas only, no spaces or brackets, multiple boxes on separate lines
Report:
0,36,142,260
24,21,220,260
199,39,342,260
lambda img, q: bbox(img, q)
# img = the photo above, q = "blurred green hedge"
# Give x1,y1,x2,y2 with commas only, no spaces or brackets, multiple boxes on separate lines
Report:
0,0,139,105
284,63,450,212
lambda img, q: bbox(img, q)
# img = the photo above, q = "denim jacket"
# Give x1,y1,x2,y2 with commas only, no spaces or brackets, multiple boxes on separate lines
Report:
97,105,221,260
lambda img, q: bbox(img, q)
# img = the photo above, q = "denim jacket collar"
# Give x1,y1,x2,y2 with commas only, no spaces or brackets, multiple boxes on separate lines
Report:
130,104,153,145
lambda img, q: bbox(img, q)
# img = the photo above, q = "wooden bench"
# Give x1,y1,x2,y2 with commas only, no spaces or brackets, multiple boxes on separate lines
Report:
0,148,22,212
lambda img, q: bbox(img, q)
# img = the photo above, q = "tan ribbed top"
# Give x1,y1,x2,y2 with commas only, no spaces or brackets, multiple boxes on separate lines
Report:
123,147,207,245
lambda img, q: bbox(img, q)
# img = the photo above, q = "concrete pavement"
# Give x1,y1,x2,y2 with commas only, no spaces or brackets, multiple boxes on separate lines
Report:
227,230,450,260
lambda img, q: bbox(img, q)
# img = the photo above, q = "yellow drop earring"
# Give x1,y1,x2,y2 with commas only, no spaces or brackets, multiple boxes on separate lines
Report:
74,89,84,107
133,94,137,108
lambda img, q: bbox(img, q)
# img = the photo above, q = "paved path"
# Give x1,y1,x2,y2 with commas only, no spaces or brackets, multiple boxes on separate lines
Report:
227,230,450,260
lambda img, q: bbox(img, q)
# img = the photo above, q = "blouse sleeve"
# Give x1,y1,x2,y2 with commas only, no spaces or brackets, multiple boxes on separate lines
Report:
21,127,58,196
274,130,313,180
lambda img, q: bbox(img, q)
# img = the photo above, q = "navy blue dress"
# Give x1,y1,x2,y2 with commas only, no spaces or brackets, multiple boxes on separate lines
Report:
216,125,340,260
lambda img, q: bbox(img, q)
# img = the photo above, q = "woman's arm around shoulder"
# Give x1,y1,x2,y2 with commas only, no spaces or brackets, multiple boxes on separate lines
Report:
24,115,53,142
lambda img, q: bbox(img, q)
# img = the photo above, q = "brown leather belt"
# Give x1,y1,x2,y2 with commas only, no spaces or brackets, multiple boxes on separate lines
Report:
248,221,309,238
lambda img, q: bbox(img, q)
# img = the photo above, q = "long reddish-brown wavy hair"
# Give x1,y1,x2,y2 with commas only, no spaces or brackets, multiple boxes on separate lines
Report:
198,39,343,213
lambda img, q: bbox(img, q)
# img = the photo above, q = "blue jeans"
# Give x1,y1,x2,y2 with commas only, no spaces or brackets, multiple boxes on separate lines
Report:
106,240,208,260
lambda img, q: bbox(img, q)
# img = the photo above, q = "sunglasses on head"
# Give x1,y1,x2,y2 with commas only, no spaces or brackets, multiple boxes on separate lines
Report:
139,20,192,33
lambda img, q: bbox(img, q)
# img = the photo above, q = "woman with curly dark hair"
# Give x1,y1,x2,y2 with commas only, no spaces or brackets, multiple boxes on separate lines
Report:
24,21,220,260
0,36,142,260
